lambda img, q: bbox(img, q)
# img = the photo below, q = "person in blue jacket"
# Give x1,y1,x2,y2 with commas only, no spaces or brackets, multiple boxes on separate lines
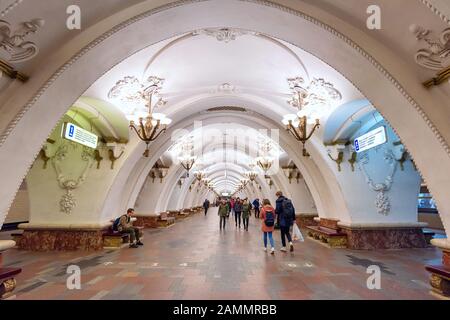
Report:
275,191,295,252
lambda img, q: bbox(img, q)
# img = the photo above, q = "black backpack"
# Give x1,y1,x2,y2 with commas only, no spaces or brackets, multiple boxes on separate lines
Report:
264,210,275,227
282,198,295,221
112,215,126,231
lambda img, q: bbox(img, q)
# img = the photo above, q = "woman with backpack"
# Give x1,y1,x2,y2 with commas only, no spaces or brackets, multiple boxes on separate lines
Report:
260,199,276,254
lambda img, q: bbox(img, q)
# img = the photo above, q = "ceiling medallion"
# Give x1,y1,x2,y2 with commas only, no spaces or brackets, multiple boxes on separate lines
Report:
193,28,258,43
0,18,44,62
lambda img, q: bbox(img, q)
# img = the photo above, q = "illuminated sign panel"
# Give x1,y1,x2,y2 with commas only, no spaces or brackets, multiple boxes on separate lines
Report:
354,126,387,153
62,122,98,149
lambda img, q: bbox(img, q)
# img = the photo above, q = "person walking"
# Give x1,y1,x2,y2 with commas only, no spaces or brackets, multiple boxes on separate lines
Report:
234,198,243,228
242,198,251,231
275,191,295,252
252,198,260,218
260,199,276,254
218,199,228,230
203,198,210,216
117,208,143,248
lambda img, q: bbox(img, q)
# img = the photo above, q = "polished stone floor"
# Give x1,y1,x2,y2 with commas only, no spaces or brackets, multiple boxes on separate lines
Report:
1,208,442,300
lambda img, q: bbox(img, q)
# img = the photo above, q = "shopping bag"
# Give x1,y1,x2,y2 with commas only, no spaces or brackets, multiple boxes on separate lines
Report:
292,222,304,242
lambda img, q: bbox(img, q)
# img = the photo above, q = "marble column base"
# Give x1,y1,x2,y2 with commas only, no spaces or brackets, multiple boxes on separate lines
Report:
295,213,318,228
16,229,104,251
426,239,450,297
134,216,159,228
340,226,427,250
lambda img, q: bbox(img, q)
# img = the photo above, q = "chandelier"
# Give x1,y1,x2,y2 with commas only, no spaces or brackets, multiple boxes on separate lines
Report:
245,163,258,181
283,77,341,157
108,76,172,157
194,170,206,181
282,112,320,157
178,140,196,177
256,142,274,173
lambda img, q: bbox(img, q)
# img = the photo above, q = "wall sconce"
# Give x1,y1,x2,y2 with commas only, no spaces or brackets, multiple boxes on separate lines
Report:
178,177,185,188
348,152,357,172
327,144,346,172
265,175,273,189
149,169,157,183
282,164,297,183
107,143,125,170
158,166,169,183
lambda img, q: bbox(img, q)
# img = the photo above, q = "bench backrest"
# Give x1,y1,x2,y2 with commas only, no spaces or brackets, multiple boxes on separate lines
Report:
319,218,340,230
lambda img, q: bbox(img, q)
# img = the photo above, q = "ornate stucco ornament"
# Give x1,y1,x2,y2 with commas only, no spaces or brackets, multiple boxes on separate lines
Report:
0,18,44,62
193,28,258,43
52,143,94,214
358,150,398,216
287,77,342,110
409,24,450,71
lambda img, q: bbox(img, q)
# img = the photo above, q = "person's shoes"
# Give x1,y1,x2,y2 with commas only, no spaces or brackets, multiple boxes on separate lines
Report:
136,241,144,246
129,243,138,248
289,242,294,252
263,247,267,252
280,247,287,252
270,247,275,254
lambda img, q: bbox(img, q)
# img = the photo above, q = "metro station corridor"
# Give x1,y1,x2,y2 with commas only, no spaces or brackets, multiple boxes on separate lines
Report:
0,208,441,300
0,0,449,303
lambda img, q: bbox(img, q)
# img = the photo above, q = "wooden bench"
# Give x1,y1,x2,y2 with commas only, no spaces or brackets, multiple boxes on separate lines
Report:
0,267,22,299
425,264,450,296
103,225,144,248
306,219,347,248
157,212,175,228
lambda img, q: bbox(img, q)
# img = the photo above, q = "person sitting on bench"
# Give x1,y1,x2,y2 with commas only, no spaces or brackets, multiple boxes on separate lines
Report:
118,208,143,248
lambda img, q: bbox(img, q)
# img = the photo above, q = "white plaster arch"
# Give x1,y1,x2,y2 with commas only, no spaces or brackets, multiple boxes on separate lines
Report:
0,0,448,233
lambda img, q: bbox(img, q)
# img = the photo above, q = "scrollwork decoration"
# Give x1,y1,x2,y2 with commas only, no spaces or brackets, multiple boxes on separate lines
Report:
358,149,398,216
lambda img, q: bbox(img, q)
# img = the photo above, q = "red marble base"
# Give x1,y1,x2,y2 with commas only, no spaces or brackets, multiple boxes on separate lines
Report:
17,229,104,251
341,227,427,250
295,214,318,228
443,250,450,267
134,216,159,228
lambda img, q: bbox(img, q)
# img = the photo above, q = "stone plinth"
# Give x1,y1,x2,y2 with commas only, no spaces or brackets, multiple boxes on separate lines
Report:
426,239,450,297
16,223,109,251
134,215,159,228
339,223,428,250
295,213,319,228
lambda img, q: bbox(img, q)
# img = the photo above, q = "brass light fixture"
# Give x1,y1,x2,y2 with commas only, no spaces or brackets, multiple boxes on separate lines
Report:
256,142,274,173
282,113,319,157
108,76,172,157
284,77,341,157
178,140,196,177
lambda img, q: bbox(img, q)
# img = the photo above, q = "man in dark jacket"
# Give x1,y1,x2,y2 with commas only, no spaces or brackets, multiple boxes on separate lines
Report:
203,199,210,215
234,198,243,228
275,191,295,252
252,198,260,218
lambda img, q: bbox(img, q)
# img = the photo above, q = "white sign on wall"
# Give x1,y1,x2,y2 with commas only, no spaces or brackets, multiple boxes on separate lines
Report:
62,122,98,149
354,126,387,153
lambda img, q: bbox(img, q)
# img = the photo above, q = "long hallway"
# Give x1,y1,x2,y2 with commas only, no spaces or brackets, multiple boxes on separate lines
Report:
2,208,440,300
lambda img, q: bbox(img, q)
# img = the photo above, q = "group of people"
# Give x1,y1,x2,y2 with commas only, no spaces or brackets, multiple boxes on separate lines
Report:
215,191,296,254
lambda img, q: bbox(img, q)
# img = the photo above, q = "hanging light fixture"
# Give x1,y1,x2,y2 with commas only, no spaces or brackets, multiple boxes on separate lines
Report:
178,139,196,177
283,77,341,157
108,76,172,157
194,170,206,181
282,111,320,157
256,141,274,173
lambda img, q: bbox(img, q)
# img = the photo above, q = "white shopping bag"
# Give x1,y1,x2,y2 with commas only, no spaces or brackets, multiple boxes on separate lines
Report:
292,222,304,242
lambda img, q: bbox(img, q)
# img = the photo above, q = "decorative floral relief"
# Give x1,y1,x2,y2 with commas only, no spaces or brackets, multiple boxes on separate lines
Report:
51,142,94,214
358,149,398,216
409,24,450,71
0,18,44,62
193,28,258,43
